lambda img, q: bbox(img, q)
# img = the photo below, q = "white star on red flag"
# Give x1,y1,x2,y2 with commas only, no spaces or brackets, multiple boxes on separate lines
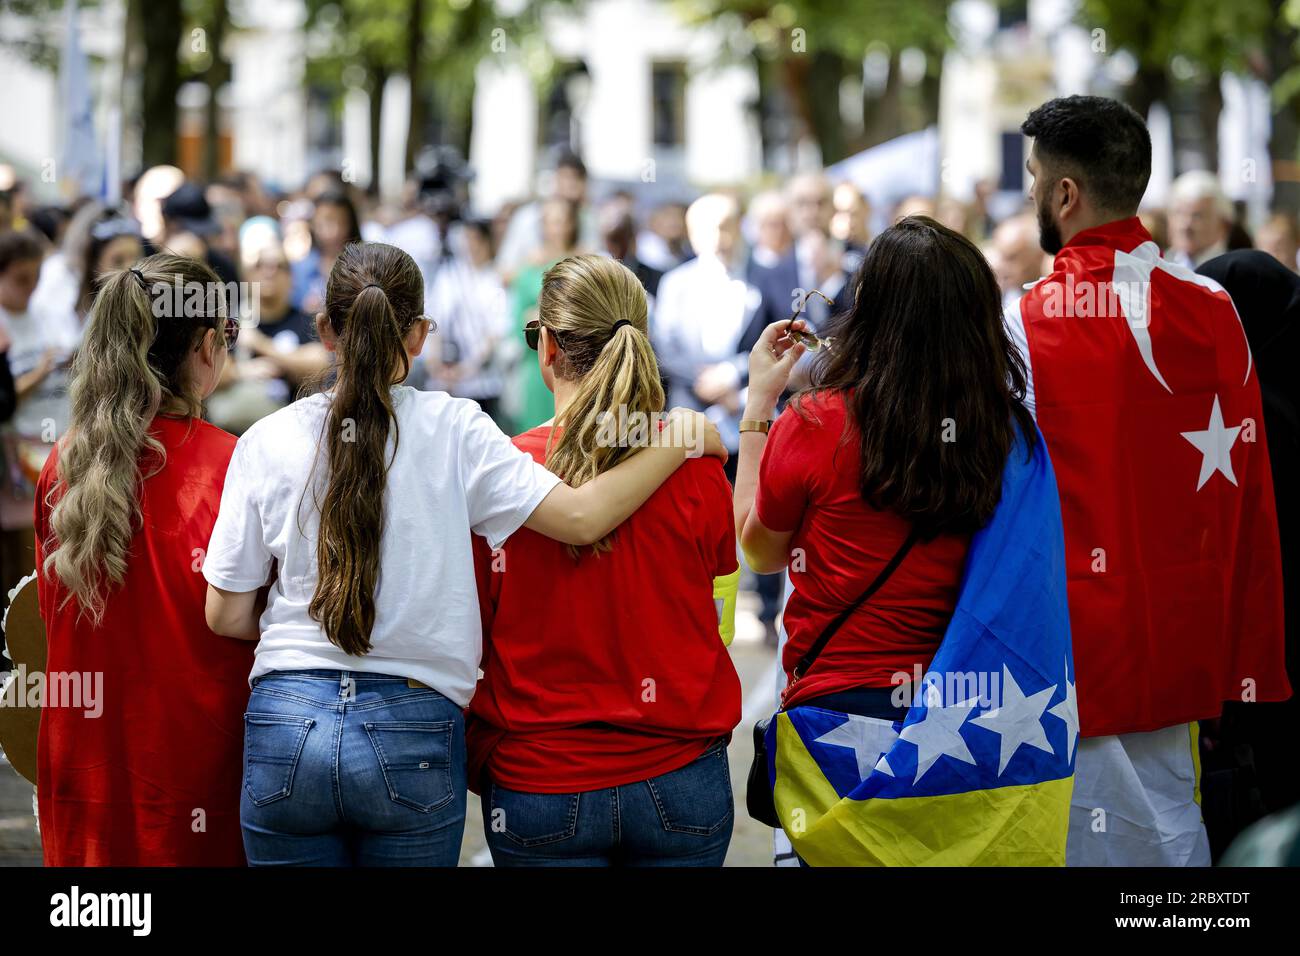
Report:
1180,394,1241,491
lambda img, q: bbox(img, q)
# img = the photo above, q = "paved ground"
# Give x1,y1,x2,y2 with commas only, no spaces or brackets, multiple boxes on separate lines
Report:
0,599,780,868
0,755,39,866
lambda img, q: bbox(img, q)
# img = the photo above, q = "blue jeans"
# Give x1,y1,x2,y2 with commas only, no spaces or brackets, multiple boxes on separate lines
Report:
482,739,733,866
240,670,467,867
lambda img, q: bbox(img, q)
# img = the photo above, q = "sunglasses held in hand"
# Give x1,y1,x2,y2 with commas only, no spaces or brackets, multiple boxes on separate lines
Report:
785,290,835,352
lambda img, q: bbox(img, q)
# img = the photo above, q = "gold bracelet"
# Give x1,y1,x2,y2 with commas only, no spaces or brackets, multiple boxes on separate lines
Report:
738,419,771,434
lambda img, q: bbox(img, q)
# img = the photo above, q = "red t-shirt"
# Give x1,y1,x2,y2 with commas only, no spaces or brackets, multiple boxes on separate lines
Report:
466,425,741,794
34,416,253,866
756,390,969,706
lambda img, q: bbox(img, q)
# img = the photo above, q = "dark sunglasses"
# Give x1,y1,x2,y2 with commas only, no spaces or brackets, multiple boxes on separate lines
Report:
524,318,548,351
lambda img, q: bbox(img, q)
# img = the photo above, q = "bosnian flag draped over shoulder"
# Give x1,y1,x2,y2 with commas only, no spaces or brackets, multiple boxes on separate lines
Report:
768,425,1077,866
1015,218,1288,737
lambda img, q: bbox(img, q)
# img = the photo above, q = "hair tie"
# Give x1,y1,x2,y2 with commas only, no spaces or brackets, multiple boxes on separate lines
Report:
128,267,149,291
362,283,384,293
611,319,633,334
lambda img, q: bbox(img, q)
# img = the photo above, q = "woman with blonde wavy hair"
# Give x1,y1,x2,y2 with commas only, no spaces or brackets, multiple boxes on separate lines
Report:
34,252,251,866
466,254,742,867
202,242,723,866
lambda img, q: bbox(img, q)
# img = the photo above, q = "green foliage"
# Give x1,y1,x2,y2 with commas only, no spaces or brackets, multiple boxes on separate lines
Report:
303,0,546,87
0,0,85,70
676,0,953,61
1078,0,1271,76
1276,0,1300,107
301,0,557,135
680,0,953,160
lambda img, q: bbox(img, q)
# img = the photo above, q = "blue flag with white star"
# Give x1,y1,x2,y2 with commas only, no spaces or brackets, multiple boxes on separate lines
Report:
766,423,1076,865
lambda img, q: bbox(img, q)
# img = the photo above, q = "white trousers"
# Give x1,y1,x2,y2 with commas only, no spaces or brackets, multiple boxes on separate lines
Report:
1067,722,1211,866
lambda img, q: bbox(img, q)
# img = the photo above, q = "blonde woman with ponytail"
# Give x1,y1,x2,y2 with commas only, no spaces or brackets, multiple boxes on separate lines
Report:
34,253,251,866
202,242,722,867
466,254,742,867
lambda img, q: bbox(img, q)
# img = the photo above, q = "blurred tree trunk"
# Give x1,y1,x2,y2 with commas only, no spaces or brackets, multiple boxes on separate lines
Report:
1197,74,1223,175
779,54,813,164
137,0,183,168
1125,64,1168,127
404,0,425,174
1270,101,1300,214
862,50,902,148
202,1,229,181
920,47,942,131
805,50,846,164
1268,0,1300,213
367,61,388,197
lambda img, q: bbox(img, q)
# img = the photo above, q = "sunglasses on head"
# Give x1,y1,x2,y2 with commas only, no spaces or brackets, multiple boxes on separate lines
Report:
222,316,239,352
524,318,552,351
188,315,239,354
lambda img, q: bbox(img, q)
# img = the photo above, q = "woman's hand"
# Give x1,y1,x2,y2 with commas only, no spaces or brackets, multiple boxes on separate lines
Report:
747,319,808,415
665,407,727,464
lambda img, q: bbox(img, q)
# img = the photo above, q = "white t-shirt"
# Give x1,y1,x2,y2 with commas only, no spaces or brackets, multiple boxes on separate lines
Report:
202,386,561,705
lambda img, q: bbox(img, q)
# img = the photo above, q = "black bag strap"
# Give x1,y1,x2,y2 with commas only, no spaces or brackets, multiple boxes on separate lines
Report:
788,527,920,688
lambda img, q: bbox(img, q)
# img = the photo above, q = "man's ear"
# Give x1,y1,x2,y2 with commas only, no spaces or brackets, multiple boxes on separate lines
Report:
1058,176,1081,222
315,312,336,352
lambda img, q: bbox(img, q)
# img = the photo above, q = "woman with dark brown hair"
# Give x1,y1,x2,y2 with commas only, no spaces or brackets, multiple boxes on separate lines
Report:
733,215,1035,717
202,241,722,867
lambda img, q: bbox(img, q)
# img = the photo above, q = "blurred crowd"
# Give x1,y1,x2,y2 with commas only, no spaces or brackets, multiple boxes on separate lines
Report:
0,149,1295,613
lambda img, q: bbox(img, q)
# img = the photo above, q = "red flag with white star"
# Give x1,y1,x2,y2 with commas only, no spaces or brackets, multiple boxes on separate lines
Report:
1016,217,1289,737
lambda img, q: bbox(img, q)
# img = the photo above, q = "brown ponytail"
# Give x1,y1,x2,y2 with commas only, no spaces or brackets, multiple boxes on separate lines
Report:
308,242,423,656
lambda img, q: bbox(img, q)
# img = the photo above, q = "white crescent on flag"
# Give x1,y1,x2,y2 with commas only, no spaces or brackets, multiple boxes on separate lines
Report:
1111,241,1252,392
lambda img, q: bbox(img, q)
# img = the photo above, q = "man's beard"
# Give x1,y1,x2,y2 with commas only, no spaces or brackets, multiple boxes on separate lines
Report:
1036,192,1063,256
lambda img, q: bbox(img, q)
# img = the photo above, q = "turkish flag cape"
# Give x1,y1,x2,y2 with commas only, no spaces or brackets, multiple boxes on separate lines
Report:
1017,217,1289,737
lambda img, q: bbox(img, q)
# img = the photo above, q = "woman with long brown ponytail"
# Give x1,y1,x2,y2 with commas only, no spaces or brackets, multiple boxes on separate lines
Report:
203,241,722,866
34,253,250,865
467,254,742,866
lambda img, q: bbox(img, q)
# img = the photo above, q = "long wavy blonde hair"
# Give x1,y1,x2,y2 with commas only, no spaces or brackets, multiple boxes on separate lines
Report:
540,254,665,554
43,253,226,624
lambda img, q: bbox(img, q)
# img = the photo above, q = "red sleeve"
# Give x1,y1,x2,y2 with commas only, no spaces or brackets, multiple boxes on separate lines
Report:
702,459,739,577
755,406,811,533
472,533,498,643
474,428,541,642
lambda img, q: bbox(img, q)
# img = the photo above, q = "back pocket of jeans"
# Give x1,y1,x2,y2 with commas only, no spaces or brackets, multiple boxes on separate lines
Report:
364,720,454,813
489,785,580,848
646,743,733,836
244,713,315,807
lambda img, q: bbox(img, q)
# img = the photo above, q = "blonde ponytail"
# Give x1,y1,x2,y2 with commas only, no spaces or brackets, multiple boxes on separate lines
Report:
539,254,665,554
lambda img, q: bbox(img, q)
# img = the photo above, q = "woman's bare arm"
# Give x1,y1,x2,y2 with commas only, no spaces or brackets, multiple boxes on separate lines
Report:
734,319,806,572
205,584,266,640
525,408,725,546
